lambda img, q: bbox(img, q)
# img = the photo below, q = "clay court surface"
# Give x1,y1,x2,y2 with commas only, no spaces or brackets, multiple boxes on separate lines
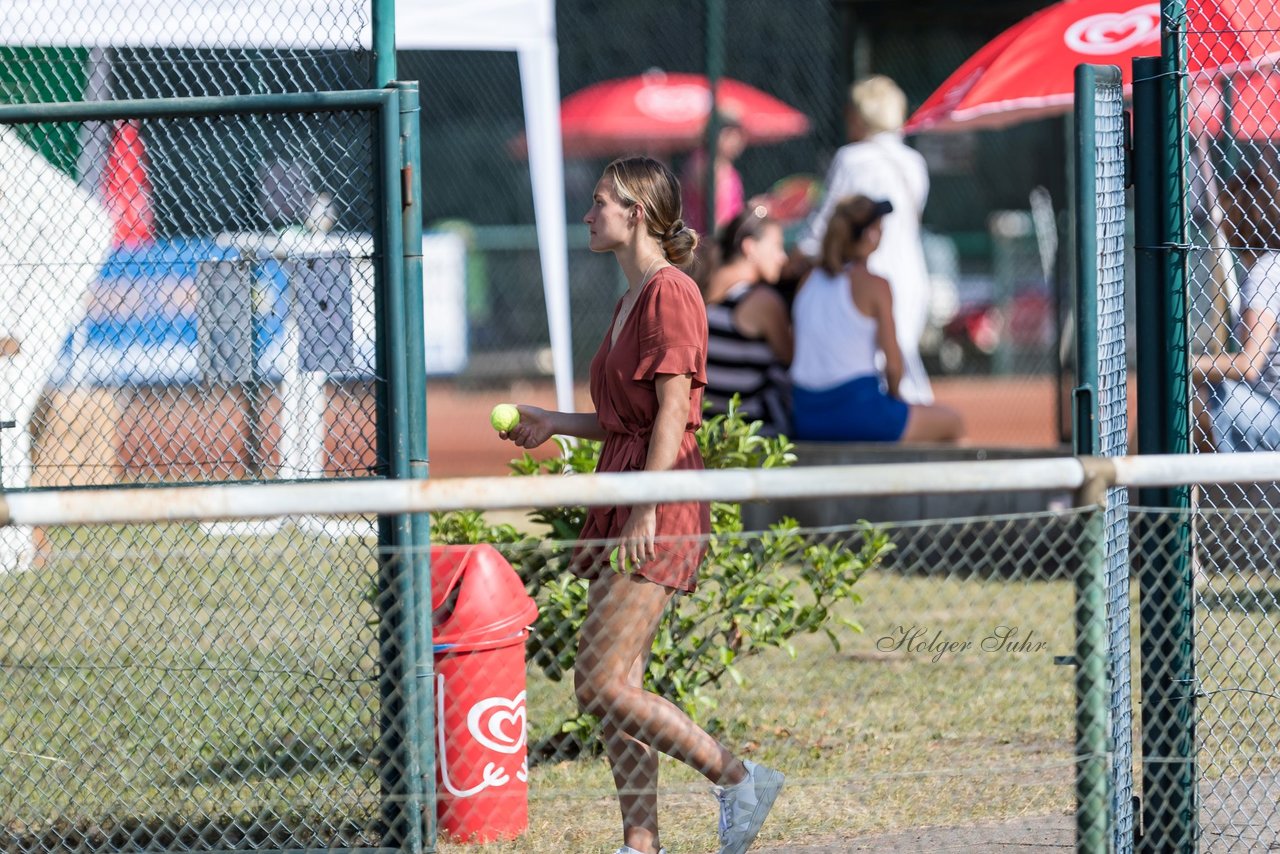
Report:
26,373,1085,488
426,375,1072,478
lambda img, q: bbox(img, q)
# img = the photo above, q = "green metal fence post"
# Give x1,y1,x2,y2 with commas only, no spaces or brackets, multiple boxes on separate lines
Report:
397,79,436,852
1072,67,1112,854
371,3,419,849
372,0,396,88
1075,490,1111,854
702,0,724,236
1159,7,1192,472
1132,49,1197,852
1077,62,1136,853
372,90,425,854
1073,65,1101,460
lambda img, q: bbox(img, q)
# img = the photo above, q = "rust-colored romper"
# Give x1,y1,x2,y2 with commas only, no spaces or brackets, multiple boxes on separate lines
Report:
572,267,712,592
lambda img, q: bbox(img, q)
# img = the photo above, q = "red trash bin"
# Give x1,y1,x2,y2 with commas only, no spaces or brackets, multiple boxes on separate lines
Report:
431,544,538,842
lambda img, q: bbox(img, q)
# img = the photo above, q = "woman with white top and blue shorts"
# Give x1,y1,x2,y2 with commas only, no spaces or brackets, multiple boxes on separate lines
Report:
1195,167,1280,452
790,195,962,443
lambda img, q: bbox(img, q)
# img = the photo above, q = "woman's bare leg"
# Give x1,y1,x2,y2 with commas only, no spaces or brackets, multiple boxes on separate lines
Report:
576,570,747,852
600,640,661,852
901,403,964,443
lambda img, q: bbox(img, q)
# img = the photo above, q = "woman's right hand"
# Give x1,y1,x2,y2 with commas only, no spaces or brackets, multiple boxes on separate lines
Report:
502,405,555,448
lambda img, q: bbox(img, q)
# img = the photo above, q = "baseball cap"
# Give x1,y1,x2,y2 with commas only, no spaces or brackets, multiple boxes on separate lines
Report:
849,197,893,239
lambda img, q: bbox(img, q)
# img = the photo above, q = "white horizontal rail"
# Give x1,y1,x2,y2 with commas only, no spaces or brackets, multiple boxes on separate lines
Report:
1110,451,1280,489
3,452,1280,527
4,458,1085,527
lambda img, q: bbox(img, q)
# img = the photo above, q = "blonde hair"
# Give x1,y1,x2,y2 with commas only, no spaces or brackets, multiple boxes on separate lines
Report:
605,156,699,267
848,75,907,135
820,196,886,275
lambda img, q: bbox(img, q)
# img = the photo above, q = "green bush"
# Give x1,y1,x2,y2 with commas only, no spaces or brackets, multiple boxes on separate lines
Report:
431,398,892,754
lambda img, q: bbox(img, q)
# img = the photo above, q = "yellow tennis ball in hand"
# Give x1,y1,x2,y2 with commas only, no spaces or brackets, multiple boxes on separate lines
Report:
490,403,521,433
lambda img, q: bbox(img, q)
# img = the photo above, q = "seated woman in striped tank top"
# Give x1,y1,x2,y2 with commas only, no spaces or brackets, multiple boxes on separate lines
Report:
703,205,793,436
790,195,962,443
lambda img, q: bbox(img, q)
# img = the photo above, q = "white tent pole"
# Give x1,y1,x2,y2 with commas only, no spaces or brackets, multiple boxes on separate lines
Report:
519,40,575,413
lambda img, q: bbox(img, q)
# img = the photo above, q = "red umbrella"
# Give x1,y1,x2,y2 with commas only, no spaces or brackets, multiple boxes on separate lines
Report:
556,69,809,156
905,0,1280,134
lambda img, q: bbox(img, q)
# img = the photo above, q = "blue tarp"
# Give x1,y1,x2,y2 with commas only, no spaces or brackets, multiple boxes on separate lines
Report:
50,239,333,388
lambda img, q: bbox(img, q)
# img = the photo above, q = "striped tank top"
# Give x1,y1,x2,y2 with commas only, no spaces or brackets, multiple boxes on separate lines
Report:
704,283,791,436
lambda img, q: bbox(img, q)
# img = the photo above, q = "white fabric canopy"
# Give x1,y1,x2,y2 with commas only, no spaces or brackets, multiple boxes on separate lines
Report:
5,0,576,412
0,126,113,569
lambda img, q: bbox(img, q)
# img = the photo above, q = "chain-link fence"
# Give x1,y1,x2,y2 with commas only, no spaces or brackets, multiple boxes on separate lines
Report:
1163,4,1280,851
51,109,378,479
7,437,1280,850
423,508,1103,852
8,454,1280,852
0,502,1100,852
0,98,390,564
0,9,428,849
1130,499,1280,854
2,6,370,99
862,2,1077,445
1192,503,1280,852
402,0,844,397
0,92,420,854
1076,62,1135,853
0,1,1079,468
0,520,406,850
1184,11,1280,465
0,3,397,554
0,5,372,195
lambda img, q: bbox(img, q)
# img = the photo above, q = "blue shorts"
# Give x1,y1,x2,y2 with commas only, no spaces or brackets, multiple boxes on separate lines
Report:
1207,380,1280,452
792,375,910,442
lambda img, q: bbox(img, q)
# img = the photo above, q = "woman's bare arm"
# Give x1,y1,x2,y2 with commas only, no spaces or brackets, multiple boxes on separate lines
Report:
868,276,904,399
504,406,606,448
642,373,693,472
1194,308,1278,384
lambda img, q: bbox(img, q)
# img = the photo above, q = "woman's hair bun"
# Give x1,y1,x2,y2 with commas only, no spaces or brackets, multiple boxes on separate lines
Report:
660,220,698,268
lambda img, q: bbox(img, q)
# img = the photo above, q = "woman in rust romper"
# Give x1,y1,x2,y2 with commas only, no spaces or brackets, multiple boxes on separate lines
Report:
501,157,783,854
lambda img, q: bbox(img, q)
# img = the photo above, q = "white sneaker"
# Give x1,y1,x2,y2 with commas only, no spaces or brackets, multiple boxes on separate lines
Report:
713,760,785,854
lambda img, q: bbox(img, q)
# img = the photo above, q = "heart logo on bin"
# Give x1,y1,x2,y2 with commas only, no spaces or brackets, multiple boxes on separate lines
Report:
467,692,528,754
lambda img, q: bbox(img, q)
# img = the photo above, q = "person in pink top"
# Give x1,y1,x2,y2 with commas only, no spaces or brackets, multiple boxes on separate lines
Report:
500,156,784,854
682,115,747,234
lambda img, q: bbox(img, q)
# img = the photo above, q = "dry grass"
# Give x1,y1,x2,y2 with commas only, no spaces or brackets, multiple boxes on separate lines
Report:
440,570,1080,853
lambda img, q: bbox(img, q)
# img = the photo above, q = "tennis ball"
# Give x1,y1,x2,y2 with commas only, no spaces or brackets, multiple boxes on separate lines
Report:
490,403,520,433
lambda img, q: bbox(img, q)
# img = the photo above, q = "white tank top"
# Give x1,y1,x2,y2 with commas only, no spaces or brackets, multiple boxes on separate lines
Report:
790,266,881,390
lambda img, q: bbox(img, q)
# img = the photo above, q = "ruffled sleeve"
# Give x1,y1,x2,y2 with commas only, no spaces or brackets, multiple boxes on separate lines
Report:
632,270,709,387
